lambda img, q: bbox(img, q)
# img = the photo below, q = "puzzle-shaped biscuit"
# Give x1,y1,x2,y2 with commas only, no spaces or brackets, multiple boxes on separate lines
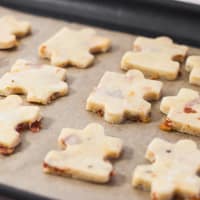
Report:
186,56,200,86
0,59,68,104
43,123,123,183
160,88,200,136
133,138,200,200
39,27,111,68
133,36,188,62
86,70,163,123
0,16,31,49
0,95,41,155
121,36,188,80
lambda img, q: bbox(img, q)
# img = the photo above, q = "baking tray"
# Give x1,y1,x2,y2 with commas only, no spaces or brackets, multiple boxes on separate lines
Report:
0,4,200,200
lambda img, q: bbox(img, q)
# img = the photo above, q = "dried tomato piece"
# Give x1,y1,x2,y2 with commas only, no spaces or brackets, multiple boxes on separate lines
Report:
184,107,197,113
96,109,104,117
160,118,173,131
30,120,41,133
15,123,29,132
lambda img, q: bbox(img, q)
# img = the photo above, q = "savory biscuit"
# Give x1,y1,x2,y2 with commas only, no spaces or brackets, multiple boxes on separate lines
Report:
133,138,200,200
160,88,200,136
121,36,188,80
44,123,123,183
0,95,41,155
39,27,111,68
186,56,200,86
0,16,31,49
86,70,162,123
0,59,68,104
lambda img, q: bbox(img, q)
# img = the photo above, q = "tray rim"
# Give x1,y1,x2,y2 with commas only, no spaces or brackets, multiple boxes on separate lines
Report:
1,0,200,47
0,183,51,200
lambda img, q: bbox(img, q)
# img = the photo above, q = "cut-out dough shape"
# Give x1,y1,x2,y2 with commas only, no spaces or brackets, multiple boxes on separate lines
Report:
133,36,188,62
39,27,111,68
121,36,188,80
0,16,31,49
186,56,200,86
86,70,163,123
160,88,200,136
0,59,68,104
0,95,41,155
43,123,123,183
133,138,200,200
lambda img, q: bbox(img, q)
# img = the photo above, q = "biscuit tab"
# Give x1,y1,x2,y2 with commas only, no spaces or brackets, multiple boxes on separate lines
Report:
160,88,200,136
0,59,68,104
0,95,41,155
121,36,188,80
39,27,111,68
186,56,200,86
43,123,123,183
86,70,163,123
133,138,200,200
0,16,31,49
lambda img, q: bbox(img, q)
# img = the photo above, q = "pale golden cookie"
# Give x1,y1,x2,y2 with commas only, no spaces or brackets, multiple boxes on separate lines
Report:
133,36,188,62
0,95,41,155
43,123,123,183
160,88,200,136
133,138,200,200
0,16,31,49
121,36,188,80
39,27,111,68
186,56,200,86
0,59,68,104
86,70,163,123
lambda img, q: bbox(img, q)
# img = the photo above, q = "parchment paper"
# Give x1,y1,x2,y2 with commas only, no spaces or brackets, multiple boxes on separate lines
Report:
0,6,200,200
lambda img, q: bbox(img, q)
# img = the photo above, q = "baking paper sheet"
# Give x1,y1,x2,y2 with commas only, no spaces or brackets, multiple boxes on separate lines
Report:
0,6,200,200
